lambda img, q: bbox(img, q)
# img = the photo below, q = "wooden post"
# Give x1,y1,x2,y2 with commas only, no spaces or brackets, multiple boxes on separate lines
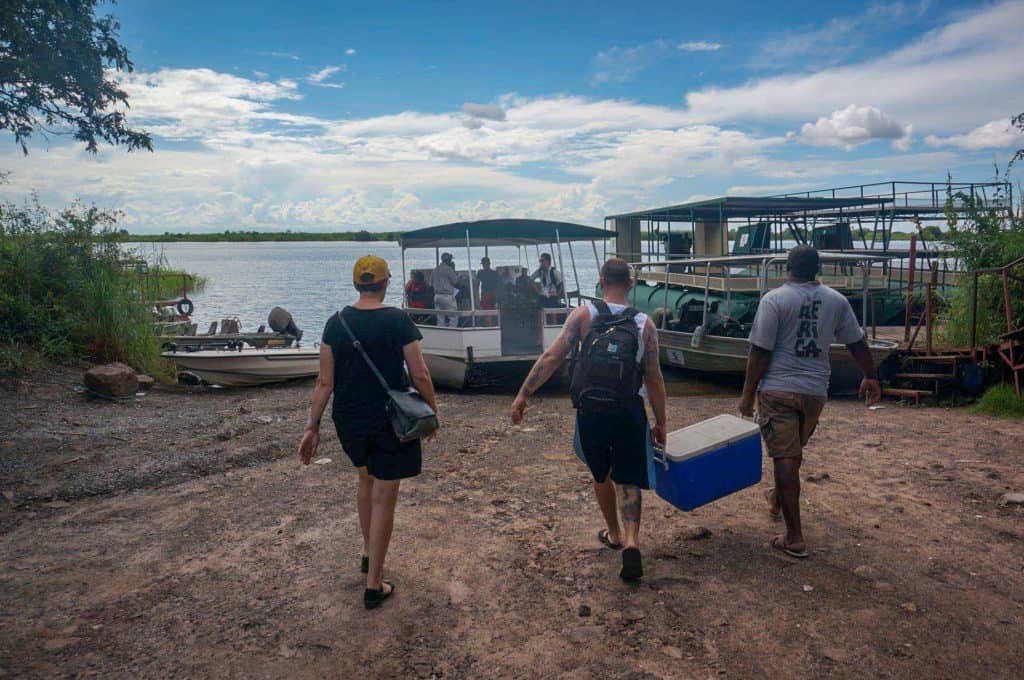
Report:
904,235,918,343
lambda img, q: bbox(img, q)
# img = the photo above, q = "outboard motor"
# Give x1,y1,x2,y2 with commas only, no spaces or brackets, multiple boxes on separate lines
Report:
267,306,303,342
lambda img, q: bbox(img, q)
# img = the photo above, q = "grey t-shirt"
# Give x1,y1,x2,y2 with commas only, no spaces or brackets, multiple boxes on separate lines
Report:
748,282,864,397
430,264,460,296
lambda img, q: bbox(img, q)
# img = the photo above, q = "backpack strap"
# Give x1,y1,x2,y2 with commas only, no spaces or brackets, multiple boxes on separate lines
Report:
622,307,640,319
591,299,611,316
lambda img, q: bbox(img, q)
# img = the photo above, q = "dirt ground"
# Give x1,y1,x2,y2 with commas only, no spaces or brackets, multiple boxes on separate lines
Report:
1,366,1023,679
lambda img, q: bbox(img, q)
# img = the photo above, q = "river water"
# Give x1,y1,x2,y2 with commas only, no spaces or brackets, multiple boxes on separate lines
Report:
129,240,742,395
126,241,605,336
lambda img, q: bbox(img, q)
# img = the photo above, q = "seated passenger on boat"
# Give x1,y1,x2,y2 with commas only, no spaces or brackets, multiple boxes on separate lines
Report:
404,270,431,309
530,253,564,308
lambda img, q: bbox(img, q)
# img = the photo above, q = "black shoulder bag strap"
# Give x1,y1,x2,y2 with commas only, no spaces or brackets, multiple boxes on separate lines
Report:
591,299,611,316
335,310,391,393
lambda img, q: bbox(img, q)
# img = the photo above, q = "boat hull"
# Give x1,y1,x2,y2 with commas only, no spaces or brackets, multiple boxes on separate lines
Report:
161,347,320,387
658,329,897,394
423,352,567,391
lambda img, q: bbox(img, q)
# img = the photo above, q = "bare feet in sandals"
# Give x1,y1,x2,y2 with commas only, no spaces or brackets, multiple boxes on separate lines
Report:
770,535,808,559
764,487,782,521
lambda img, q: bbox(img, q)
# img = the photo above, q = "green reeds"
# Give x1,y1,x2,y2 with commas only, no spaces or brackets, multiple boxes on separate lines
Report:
0,198,169,378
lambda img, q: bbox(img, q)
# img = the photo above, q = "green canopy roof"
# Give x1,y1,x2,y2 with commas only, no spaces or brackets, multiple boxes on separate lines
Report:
400,218,614,249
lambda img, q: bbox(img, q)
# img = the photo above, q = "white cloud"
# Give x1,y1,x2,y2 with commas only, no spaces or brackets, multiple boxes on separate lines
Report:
925,119,1022,150
796,105,912,150
588,40,671,85
678,41,722,52
684,1,1024,133
754,1,930,68
308,65,345,88
116,68,304,140
261,51,299,61
345,48,356,56
252,70,268,79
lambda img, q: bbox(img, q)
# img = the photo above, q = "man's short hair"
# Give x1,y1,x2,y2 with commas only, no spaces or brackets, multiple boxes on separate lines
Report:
600,257,632,285
540,253,552,263
441,252,454,263
355,280,387,293
787,245,820,280
480,256,490,266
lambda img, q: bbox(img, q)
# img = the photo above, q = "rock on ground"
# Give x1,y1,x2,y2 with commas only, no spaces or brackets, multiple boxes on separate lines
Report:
83,363,138,398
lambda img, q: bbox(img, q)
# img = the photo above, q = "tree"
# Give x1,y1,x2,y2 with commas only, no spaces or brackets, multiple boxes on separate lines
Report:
1011,112,1023,170
0,0,151,154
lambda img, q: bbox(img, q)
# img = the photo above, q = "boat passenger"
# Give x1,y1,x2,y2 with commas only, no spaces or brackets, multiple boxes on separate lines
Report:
530,253,564,308
477,257,501,310
404,270,431,309
739,245,881,559
511,257,668,582
297,254,438,610
430,253,460,327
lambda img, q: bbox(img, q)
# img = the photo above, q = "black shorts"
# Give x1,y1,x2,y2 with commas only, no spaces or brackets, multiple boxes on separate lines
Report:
575,398,649,488
335,421,422,481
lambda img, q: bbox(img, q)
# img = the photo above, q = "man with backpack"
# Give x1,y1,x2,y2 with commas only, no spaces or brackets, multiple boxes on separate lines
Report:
511,258,667,581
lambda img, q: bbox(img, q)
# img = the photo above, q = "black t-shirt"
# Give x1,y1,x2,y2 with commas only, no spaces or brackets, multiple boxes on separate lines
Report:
322,306,423,436
477,268,501,295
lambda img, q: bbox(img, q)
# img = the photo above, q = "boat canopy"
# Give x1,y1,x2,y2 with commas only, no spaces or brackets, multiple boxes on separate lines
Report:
606,196,895,222
399,218,614,249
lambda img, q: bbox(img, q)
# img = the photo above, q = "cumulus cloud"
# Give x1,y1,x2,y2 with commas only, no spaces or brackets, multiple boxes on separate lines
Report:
925,119,1022,150
116,68,304,140
345,48,356,56
678,41,722,52
796,105,912,150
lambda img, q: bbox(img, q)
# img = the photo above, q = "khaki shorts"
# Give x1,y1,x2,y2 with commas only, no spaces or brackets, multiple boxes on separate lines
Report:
756,391,826,459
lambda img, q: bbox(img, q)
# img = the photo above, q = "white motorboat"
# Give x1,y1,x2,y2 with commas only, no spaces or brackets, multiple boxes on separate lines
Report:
161,346,319,386
398,218,615,389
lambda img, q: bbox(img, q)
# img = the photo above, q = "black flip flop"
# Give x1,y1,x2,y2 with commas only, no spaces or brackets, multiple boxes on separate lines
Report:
363,580,395,610
360,555,369,574
620,548,643,581
770,535,809,559
598,529,623,550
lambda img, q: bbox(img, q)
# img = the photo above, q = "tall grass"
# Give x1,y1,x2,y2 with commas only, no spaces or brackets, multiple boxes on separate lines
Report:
974,384,1024,419
0,196,167,377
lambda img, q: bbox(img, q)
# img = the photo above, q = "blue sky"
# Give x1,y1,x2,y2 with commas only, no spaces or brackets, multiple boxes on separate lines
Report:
2,0,1022,231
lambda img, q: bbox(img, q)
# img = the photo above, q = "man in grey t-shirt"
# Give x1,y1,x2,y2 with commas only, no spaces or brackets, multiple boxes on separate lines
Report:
739,246,881,558
431,253,461,327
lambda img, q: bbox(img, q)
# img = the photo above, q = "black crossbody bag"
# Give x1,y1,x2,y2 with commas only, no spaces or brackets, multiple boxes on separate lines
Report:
336,311,438,443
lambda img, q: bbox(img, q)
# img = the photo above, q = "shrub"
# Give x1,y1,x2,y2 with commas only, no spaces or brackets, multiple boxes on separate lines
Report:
974,384,1024,419
0,196,166,376
938,181,1024,347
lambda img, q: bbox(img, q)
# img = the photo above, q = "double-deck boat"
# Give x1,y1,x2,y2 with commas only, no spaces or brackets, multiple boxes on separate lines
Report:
398,219,615,389
629,253,899,393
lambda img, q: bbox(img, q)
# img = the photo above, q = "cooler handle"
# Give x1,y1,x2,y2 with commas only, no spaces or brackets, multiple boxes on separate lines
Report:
652,446,669,471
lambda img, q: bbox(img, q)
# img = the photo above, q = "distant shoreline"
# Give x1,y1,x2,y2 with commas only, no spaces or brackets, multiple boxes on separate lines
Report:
118,230,927,243
119,231,401,243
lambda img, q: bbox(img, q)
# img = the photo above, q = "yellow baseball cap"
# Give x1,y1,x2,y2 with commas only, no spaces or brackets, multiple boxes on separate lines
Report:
353,255,390,285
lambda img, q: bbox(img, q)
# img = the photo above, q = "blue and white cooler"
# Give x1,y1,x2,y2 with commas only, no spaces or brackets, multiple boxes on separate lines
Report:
654,414,762,512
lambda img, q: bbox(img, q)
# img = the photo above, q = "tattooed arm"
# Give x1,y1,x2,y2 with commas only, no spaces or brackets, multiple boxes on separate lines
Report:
510,306,587,424
641,319,668,449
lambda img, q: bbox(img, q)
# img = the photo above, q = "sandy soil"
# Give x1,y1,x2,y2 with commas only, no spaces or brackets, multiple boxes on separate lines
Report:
1,367,1023,679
